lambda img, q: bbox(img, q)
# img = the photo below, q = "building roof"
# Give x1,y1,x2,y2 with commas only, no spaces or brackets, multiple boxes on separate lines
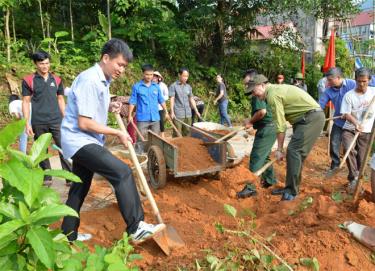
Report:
351,11,374,26
253,22,295,40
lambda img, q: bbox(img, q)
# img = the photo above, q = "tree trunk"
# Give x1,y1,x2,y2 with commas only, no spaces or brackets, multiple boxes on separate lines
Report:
69,0,74,41
38,0,46,39
5,8,11,62
212,0,226,66
11,8,16,42
46,15,51,52
107,0,112,39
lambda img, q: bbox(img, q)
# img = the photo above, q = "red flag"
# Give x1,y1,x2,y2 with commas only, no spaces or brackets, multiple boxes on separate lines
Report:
322,28,335,73
301,51,305,77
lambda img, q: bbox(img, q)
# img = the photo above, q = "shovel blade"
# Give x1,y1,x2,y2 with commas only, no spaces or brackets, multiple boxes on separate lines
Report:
153,230,171,256
325,167,340,178
165,225,185,248
152,225,185,256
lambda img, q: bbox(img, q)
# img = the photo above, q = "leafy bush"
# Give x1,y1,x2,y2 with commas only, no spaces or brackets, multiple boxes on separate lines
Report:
0,120,141,270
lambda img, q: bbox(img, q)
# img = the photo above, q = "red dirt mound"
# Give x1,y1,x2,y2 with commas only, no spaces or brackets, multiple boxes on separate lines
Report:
68,137,375,270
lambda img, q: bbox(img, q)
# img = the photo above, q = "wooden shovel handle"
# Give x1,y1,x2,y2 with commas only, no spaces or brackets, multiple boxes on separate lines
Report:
169,118,183,137
254,159,277,177
214,127,245,143
115,113,163,223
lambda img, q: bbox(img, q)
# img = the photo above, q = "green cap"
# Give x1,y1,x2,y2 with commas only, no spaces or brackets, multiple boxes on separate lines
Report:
245,74,268,94
295,72,304,80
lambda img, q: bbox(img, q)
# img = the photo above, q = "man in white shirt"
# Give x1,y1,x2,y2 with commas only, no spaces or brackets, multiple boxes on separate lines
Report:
340,68,375,193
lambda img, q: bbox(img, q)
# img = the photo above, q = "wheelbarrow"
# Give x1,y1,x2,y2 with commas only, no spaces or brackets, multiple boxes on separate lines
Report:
147,126,227,189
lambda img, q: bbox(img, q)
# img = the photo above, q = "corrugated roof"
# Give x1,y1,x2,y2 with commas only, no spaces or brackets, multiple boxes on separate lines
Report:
351,11,374,26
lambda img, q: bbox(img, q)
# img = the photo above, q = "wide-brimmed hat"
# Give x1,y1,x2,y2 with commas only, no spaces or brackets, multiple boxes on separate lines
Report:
153,71,163,80
245,74,268,94
295,72,304,80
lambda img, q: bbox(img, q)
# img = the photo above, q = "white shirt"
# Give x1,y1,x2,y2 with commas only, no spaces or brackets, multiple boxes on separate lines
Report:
340,87,375,133
158,81,169,110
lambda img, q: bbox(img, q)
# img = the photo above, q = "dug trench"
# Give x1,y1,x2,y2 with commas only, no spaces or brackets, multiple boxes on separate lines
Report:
57,137,375,270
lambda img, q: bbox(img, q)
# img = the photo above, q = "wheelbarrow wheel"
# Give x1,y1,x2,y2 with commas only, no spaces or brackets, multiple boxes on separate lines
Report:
147,145,167,189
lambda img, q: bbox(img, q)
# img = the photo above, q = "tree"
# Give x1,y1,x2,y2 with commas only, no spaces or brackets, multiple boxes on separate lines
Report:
69,0,74,41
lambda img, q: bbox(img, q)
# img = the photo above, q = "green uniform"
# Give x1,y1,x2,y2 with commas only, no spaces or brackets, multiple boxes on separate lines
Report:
265,84,325,195
249,96,277,185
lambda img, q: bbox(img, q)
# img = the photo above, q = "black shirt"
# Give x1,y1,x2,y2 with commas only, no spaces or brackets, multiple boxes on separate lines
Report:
22,73,64,125
216,82,227,103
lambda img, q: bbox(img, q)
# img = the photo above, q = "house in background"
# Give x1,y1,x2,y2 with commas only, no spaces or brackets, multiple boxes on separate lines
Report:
338,10,374,42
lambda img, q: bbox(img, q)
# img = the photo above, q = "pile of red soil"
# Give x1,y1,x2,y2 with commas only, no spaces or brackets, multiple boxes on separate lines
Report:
70,137,375,270
169,137,217,172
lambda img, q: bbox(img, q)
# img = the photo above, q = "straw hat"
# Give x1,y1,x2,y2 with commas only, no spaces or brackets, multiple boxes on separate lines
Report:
153,71,163,80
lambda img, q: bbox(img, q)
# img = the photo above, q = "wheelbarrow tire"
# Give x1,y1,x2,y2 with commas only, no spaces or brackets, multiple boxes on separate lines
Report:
147,145,167,189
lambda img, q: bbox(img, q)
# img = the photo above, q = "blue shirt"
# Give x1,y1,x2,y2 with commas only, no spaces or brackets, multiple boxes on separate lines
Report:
369,75,375,87
61,64,111,159
129,80,164,122
318,78,356,127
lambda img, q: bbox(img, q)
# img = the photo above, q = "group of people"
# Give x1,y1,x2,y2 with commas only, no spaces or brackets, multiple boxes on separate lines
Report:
109,66,232,144
5,37,375,247
237,66,375,202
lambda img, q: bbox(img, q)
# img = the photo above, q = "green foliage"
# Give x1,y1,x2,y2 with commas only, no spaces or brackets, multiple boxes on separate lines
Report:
300,257,320,271
0,120,140,270
288,196,314,216
331,191,352,203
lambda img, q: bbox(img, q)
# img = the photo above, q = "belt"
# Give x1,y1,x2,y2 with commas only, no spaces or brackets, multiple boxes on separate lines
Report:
254,123,274,130
294,108,323,125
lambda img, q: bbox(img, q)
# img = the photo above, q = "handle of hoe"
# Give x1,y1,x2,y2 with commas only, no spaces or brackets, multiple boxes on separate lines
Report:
169,118,183,137
254,159,277,177
129,119,146,142
215,127,245,143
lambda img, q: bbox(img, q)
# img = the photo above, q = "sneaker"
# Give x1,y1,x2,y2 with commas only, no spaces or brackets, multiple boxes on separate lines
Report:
130,221,166,244
281,192,296,201
77,233,92,241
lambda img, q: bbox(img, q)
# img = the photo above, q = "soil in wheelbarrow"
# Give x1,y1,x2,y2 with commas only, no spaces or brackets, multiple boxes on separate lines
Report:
169,137,217,171
210,129,231,136
115,156,133,167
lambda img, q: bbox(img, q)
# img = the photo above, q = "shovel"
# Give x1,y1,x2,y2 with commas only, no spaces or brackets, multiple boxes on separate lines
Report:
115,113,184,255
326,96,375,178
203,92,215,120
253,158,277,177
168,118,183,137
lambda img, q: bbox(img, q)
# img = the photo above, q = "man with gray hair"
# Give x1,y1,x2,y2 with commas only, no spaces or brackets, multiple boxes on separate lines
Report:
318,67,356,173
340,68,375,193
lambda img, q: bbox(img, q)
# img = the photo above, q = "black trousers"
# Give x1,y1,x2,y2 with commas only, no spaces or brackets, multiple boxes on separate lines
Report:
191,104,205,124
32,123,71,180
61,144,144,241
